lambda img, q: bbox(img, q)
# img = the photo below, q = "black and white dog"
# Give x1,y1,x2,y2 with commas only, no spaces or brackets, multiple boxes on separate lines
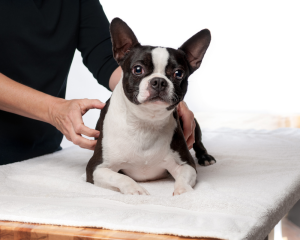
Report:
86,18,215,195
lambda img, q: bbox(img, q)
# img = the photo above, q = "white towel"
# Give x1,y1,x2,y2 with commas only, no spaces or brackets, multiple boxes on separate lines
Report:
1,128,300,240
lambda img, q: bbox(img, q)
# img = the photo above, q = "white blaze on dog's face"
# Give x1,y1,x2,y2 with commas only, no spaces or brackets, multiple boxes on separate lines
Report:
110,18,211,111
137,47,173,105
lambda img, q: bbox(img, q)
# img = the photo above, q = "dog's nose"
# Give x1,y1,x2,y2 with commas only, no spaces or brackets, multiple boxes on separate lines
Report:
150,78,168,91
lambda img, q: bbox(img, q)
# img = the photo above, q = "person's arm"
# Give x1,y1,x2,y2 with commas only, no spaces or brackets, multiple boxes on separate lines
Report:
109,66,122,91
0,73,103,150
77,0,119,91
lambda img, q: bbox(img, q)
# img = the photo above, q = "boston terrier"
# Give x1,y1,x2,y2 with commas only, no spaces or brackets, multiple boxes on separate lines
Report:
86,18,216,195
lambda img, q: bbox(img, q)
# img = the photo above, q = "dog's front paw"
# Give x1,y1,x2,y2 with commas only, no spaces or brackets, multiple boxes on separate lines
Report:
120,182,150,195
173,183,194,196
197,153,216,166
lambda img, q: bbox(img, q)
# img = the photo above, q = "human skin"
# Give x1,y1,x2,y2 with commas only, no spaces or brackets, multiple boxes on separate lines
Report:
0,67,195,150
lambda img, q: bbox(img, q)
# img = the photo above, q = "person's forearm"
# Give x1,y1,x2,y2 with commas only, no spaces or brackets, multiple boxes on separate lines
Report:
0,72,105,150
109,66,122,91
0,72,59,123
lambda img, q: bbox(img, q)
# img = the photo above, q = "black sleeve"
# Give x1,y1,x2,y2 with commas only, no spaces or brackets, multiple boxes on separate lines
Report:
77,0,119,91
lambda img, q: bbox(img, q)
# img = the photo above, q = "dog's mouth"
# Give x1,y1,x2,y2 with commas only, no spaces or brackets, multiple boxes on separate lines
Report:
146,93,170,104
148,96,163,102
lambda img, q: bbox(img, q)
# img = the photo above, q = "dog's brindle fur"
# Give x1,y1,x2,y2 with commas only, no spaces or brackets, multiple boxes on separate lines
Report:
86,98,110,184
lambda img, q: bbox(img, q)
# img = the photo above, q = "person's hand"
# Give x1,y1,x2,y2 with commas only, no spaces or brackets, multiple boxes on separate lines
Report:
48,98,105,150
177,101,196,150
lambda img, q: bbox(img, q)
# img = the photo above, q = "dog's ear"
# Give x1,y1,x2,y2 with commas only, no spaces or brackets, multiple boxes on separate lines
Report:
110,18,140,64
179,29,211,73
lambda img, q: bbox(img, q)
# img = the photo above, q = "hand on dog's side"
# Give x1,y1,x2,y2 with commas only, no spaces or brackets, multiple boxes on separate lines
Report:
48,98,105,150
177,101,196,150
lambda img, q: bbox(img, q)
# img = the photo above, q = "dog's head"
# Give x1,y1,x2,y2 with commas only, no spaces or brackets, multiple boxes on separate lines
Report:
110,18,211,111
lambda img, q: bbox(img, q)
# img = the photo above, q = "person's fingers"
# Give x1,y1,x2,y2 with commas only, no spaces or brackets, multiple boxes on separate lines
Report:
177,101,194,141
81,99,105,114
74,122,100,138
177,102,182,115
69,129,98,150
187,120,196,149
67,99,102,149
49,99,101,150
181,111,194,141
71,110,100,138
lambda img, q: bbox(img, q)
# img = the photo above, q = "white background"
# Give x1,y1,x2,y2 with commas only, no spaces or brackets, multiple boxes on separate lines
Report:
61,0,300,148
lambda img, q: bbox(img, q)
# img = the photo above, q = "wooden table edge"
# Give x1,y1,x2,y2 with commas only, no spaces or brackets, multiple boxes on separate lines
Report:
0,220,222,240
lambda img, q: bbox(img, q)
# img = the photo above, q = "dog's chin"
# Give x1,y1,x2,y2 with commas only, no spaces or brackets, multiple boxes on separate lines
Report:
149,96,168,103
145,96,170,105
144,96,170,106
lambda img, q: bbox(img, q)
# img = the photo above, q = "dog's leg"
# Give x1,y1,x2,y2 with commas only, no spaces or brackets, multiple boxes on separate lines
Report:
174,110,216,167
173,164,197,196
164,154,197,196
193,118,216,166
93,167,150,195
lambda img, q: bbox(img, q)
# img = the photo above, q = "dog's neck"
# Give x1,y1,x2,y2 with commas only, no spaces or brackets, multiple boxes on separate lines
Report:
113,78,174,127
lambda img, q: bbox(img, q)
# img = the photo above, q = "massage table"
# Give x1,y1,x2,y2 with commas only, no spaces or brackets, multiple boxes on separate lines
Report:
1,116,300,240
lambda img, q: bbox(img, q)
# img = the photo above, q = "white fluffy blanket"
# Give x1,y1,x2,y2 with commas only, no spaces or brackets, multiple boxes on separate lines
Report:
1,128,300,240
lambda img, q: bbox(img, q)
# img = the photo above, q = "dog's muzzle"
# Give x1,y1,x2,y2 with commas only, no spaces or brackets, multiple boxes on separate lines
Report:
146,77,170,102
150,78,168,92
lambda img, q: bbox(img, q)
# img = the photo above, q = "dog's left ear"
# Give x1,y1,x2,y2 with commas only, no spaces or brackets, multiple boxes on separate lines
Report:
110,18,140,64
179,29,211,73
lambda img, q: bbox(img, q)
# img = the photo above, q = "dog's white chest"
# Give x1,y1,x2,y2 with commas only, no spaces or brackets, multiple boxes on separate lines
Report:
100,83,179,181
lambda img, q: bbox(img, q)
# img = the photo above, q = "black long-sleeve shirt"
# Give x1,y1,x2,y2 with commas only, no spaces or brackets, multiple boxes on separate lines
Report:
0,0,119,164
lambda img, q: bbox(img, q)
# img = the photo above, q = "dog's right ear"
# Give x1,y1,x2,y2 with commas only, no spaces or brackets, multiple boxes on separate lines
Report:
179,29,211,74
110,18,140,64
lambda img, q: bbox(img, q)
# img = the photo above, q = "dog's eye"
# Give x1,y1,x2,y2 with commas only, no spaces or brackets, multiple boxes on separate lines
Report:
174,69,184,80
132,65,144,75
